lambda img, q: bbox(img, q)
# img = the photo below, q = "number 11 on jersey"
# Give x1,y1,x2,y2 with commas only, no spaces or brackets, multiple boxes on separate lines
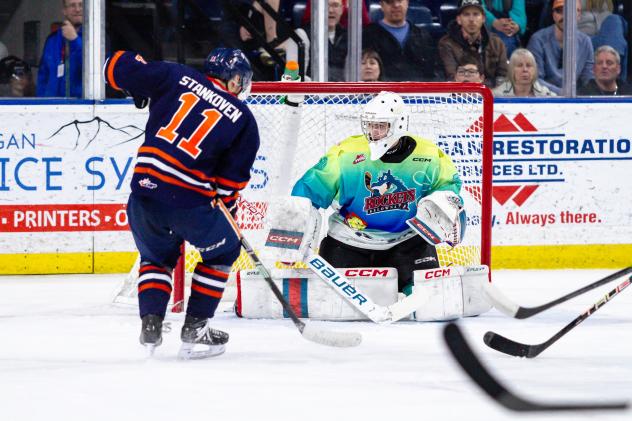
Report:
156,92,223,159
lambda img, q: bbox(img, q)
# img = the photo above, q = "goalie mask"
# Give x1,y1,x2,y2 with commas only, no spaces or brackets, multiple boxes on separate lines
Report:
361,91,409,161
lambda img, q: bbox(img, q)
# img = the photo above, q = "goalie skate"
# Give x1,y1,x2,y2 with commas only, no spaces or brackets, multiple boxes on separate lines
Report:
178,316,229,360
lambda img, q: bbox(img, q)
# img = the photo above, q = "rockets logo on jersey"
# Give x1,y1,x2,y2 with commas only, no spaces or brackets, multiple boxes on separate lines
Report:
363,170,415,215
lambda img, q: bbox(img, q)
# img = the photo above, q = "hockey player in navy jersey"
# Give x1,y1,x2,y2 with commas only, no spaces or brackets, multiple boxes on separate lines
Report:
104,48,259,358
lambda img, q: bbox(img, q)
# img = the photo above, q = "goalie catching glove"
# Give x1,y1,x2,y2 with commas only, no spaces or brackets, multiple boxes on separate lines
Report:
260,196,321,266
407,190,466,247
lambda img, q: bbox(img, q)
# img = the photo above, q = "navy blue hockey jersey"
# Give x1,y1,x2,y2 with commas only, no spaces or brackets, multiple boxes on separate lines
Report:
104,51,260,209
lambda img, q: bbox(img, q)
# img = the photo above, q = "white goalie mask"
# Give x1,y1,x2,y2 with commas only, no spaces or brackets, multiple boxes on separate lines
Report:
361,91,409,160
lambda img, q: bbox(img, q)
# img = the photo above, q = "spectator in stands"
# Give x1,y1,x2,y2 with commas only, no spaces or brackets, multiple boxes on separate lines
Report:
493,48,557,96
360,48,383,81
527,0,594,90
438,0,508,87
482,0,527,56
303,0,348,81
223,0,309,81
580,0,628,77
0,56,36,97
301,0,371,27
579,45,632,95
363,0,436,81
37,0,83,97
453,53,485,83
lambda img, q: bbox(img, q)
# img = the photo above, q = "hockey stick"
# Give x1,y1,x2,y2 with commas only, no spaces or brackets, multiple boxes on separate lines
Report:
485,266,632,319
443,323,629,412
484,276,631,358
217,201,362,348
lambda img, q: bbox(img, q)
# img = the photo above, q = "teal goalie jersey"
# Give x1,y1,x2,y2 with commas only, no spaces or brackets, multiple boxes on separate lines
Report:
291,134,462,248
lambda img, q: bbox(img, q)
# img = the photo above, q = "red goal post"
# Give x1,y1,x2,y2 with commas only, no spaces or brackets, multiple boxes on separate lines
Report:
118,82,494,313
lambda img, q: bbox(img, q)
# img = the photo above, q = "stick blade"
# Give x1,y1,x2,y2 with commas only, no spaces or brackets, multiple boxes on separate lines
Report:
301,323,362,348
483,331,536,358
482,282,520,318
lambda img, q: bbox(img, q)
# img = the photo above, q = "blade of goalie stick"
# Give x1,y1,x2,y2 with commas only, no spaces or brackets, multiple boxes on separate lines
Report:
484,277,631,358
217,201,361,348
443,323,629,411
484,266,632,319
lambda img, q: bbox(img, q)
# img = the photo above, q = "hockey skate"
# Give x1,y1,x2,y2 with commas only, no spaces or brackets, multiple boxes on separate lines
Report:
140,314,164,356
178,316,229,360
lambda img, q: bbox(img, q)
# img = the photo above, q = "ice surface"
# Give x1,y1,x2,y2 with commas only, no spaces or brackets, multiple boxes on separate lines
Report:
0,269,630,421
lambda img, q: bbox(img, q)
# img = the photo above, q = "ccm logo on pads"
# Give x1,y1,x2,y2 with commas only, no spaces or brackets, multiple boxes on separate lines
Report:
265,229,302,250
344,269,390,277
424,268,453,279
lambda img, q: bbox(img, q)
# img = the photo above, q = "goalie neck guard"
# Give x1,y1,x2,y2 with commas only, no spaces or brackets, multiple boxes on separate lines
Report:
361,91,410,161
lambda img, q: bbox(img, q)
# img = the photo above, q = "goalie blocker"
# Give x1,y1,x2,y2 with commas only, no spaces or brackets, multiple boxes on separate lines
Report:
235,265,491,321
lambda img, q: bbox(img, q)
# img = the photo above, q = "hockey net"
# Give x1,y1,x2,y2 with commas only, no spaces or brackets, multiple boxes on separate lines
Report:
115,82,493,312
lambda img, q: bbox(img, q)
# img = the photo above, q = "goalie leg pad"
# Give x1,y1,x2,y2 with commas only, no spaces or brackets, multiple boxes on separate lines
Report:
236,267,398,320
410,265,491,321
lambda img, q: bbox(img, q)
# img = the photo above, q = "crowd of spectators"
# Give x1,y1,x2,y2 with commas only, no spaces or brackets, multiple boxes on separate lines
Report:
0,0,630,97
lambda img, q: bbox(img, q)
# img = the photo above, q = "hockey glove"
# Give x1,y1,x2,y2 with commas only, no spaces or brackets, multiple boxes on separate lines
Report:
407,191,466,247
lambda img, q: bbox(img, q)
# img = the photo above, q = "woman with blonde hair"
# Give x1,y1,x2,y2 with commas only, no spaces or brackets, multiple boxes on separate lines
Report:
493,48,557,97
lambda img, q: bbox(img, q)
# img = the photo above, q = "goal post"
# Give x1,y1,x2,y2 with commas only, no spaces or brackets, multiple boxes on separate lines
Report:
116,82,494,313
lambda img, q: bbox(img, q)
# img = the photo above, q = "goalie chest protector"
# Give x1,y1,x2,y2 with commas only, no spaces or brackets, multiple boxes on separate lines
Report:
236,268,398,320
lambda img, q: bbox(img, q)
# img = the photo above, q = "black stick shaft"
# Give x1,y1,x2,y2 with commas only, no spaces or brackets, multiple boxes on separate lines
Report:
516,267,632,318
485,277,632,358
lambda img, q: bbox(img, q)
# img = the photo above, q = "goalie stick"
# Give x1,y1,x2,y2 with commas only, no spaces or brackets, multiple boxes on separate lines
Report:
217,201,362,348
443,323,629,412
484,266,632,319
484,276,631,358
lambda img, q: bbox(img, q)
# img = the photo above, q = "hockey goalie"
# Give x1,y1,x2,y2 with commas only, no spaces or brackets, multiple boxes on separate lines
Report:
237,92,491,322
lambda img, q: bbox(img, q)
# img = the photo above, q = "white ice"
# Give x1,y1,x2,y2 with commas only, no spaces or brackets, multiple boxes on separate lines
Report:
0,269,630,421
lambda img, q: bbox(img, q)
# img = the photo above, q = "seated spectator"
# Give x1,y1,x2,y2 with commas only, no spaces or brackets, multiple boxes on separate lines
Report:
363,0,436,81
37,0,83,97
482,0,527,56
303,0,347,81
579,45,632,95
527,0,594,90
493,48,557,96
582,0,628,77
360,48,383,81
301,0,371,27
453,53,485,83
438,0,508,87
579,0,614,35
0,56,36,97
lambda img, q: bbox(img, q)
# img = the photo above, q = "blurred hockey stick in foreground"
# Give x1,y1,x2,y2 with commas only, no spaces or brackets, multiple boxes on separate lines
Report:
484,276,631,358
217,200,362,348
484,266,632,319
443,323,629,412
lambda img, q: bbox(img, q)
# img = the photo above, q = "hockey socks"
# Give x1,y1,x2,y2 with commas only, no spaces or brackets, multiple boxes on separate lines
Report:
186,262,230,318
